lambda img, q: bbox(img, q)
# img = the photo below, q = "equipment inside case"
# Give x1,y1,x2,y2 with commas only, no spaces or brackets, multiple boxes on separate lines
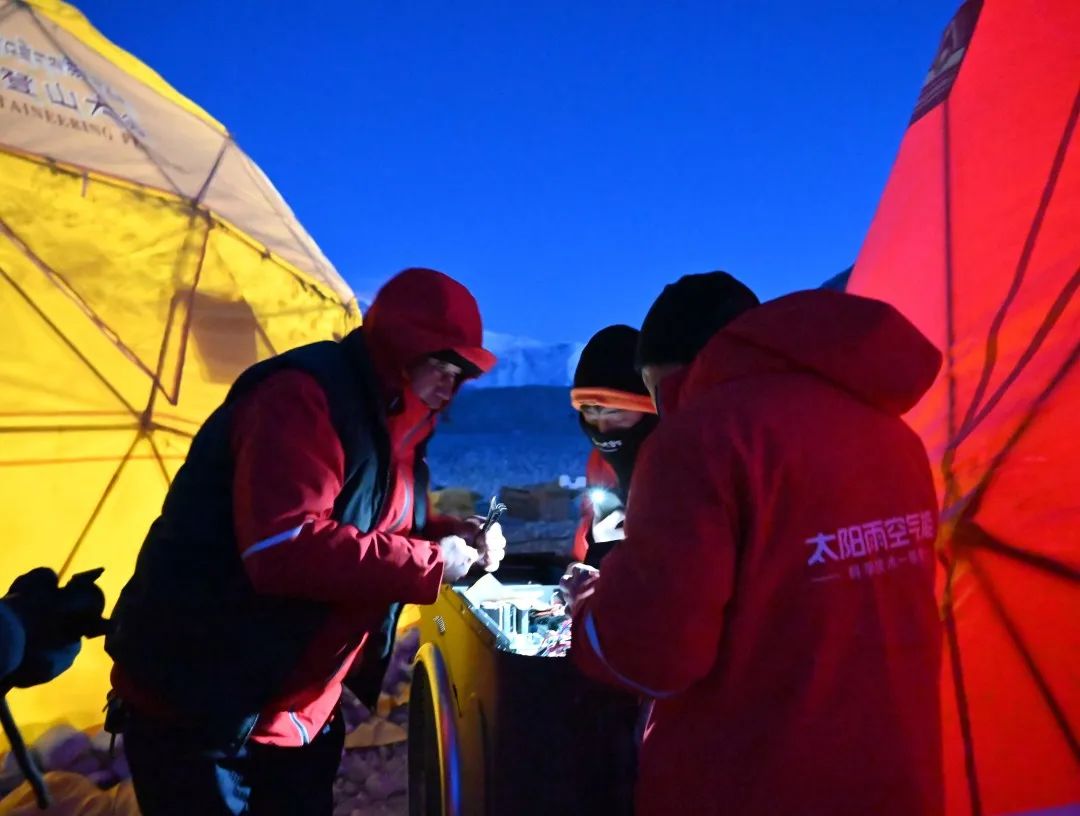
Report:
458,574,572,657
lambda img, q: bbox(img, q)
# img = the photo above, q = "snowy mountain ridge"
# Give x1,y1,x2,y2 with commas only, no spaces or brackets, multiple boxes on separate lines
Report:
476,330,584,388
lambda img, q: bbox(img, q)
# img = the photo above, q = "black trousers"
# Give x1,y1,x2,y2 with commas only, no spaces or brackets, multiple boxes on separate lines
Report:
125,712,345,816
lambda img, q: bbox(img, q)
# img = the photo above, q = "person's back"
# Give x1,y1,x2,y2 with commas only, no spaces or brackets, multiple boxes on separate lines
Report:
641,338,941,814
568,279,943,816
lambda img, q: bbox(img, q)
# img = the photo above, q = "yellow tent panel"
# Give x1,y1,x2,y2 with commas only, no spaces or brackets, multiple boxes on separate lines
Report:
0,0,360,732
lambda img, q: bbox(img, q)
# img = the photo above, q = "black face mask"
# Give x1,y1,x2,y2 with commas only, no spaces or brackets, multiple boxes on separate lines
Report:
579,413,660,499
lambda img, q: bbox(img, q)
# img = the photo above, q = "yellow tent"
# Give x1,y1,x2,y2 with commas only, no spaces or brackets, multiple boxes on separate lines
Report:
0,0,360,732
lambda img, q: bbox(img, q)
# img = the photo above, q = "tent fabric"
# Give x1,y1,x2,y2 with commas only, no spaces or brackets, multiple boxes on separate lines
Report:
0,772,139,815
0,0,360,733
848,1,1079,813
819,266,852,292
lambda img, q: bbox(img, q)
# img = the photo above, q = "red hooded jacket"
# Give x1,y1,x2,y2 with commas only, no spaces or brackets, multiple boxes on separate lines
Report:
236,268,494,745
571,290,944,815
114,268,494,747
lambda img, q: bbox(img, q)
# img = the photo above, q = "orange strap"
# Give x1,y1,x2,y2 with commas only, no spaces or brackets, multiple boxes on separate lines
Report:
570,387,656,413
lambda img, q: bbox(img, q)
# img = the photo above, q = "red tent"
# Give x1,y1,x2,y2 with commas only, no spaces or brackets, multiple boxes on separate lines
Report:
849,1,1079,813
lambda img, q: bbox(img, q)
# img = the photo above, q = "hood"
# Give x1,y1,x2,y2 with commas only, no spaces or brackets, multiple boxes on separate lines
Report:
360,267,496,387
681,289,942,416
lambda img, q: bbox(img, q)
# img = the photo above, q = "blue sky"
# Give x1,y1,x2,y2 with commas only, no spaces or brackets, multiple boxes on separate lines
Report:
80,1,953,342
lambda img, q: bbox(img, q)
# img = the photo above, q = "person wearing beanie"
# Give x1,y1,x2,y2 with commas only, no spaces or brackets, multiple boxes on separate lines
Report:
568,326,656,814
562,271,944,815
570,325,659,567
634,271,761,372
106,268,505,816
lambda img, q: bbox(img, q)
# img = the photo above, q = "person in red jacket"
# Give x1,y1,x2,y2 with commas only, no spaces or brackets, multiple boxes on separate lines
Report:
107,268,506,816
562,272,944,816
566,324,660,813
570,325,658,565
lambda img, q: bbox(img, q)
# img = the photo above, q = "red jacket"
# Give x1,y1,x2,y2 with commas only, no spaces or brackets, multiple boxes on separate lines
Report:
231,371,458,745
233,269,492,746
571,290,944,815
571,450,619,562
113,269,493,747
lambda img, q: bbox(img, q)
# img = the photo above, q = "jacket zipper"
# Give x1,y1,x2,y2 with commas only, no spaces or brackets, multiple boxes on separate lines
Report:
387,411,433,532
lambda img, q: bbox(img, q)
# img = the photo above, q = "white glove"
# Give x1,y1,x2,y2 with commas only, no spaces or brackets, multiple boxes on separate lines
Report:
439,535,479,583
591,508,626,544
476,521,506,573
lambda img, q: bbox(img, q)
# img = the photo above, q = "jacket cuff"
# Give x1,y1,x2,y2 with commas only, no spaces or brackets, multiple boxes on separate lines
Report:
407,540,446,605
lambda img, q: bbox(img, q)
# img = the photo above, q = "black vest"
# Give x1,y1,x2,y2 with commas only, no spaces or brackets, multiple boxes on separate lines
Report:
106,331,428,746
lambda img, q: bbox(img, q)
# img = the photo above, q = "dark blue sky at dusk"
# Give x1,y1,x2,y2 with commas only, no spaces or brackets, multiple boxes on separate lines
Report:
80,1,953,343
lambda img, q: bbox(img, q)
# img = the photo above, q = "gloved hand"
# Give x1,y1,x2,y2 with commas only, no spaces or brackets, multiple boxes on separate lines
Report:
2,568,105,689
475,522,507,573
439,536,480,583
457,517,507,574
558,562,600,616
0,602,27,682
